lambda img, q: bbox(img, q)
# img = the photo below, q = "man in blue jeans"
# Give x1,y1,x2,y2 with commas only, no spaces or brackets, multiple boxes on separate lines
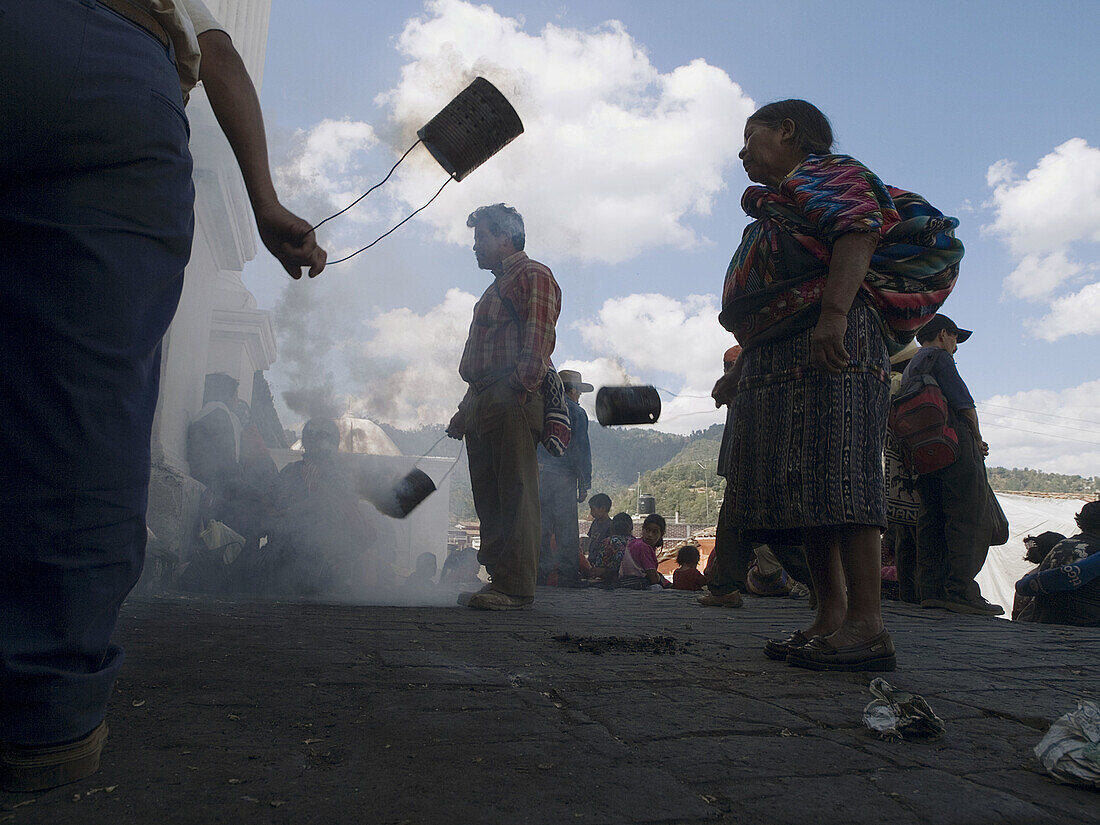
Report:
0,0,324,792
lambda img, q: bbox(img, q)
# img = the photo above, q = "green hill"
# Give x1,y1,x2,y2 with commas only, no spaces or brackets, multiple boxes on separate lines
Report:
378,422,1099,526
986,467,1098,496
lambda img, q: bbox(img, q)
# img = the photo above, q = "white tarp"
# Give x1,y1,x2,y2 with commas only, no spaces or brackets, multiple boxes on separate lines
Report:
975,493,1088,617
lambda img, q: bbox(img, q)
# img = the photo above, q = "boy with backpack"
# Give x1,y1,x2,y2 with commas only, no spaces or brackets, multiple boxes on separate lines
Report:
898,315,1002,616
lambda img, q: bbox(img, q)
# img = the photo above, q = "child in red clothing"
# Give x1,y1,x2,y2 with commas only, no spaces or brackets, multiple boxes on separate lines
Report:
619,514,671,590
672,544,707,591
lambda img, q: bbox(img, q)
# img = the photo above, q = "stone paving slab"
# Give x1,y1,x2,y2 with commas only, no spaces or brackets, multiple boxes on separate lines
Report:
2,590,1098,825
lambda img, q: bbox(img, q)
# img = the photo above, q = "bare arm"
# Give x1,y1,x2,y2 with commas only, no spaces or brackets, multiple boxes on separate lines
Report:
197,30,325,279
711,357,744,407
959,408,989,456
810,231,879,373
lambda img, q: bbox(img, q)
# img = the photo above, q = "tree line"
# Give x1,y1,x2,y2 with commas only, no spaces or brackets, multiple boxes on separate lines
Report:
378,422,1098,524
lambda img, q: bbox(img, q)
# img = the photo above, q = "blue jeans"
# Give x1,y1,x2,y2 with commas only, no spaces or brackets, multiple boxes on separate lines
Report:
538,471,580,580
0,0,194,745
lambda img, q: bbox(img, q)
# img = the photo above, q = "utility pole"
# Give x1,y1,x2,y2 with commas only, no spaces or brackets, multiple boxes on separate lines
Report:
696,461,709,522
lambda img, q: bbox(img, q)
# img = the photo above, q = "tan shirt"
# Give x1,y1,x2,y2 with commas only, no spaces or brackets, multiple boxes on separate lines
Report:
141,0,224,96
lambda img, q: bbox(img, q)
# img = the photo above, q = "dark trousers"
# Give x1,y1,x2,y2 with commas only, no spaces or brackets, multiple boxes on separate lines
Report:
887,523,919,603
0,0,194,745
709,483,810,595
465,379,543,600
538,471,580,580
914,428,993,603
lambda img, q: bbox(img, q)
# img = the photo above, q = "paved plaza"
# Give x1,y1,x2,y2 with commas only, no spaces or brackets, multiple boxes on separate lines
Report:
3,589,1098,824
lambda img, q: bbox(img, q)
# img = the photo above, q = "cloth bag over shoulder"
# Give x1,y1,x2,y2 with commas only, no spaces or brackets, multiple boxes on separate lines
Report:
987,484,1009,546
889,358,958,475
495,288,572,457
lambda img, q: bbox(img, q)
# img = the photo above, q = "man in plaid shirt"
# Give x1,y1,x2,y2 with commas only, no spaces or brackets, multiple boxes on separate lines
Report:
447,204,561,610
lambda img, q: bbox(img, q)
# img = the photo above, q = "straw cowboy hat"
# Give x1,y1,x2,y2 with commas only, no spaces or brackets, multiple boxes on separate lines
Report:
890,339,920,366
557,369,593,392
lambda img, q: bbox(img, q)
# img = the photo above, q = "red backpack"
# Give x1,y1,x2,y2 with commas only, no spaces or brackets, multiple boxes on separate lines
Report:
889,372,959,475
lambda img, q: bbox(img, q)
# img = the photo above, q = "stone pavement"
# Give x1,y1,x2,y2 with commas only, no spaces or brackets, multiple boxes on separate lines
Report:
3,589,1098,825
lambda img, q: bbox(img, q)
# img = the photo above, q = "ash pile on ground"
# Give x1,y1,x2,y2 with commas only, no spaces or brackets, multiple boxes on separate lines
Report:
552,632,690,655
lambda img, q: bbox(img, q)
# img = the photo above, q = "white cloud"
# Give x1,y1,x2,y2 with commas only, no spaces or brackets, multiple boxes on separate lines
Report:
345,288,478,428
376,0,755,263
986,139,1100,332
573,292,732,434
309,289,732,435
1032,281,1100,340
1003,251,1085,301
576,292,730,387
985,138,1100,257
275,118,381,226
978,379,1100,476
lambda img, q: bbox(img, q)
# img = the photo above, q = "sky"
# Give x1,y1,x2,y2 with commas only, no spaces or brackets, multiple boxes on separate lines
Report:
239,0,1100,476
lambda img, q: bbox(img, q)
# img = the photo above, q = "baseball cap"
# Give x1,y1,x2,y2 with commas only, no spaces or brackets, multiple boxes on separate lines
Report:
916,314,972,344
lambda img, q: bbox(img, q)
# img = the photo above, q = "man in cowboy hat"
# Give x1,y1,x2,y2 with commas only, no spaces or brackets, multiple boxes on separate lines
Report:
901,314,1002,616
537,369,593,587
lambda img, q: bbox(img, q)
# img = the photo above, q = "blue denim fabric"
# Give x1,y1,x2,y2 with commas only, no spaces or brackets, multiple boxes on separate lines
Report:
538,472,581,579
0,0,194,745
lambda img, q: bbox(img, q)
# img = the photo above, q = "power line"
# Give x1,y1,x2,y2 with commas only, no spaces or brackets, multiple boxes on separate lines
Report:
978,410,1100,437
978,401,1100,429
984,421,1100,448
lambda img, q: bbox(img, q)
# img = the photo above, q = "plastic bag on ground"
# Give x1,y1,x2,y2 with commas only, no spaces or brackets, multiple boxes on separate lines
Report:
862,678,945,741
1034,700,1100,789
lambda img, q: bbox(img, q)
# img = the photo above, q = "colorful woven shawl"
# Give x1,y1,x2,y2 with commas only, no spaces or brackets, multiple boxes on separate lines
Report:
720,154,963,352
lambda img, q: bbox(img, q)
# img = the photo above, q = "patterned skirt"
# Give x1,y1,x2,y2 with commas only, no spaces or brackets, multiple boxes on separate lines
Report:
725,303,889,532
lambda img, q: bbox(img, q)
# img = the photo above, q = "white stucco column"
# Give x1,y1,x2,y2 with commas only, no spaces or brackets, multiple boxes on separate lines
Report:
151,0,273,467
145,0,274,570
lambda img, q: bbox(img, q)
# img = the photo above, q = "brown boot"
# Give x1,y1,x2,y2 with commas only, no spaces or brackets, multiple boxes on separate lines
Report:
1,721,108,793
466,590,534,610
697,590,743,608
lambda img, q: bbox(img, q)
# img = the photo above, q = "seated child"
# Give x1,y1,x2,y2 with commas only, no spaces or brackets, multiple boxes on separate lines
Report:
586,493,613,567
404,551,437,592
618,513,672,590
672,543,707,591
590,512,634,582
439,545,481,587
1011,531,1064,620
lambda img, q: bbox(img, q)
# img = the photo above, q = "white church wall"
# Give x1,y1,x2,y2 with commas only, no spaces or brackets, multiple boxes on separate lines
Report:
152,0,273,469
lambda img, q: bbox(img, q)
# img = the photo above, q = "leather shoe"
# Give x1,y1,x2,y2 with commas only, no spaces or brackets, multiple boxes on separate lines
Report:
786,629,896,672
921,597,1004,616
763,630,810,661
697,591,743,608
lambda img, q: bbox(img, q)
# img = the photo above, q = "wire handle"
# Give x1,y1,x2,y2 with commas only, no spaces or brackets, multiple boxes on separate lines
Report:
412,433,450,470
437,440,466,485
309,139,422,234
325,177,451,266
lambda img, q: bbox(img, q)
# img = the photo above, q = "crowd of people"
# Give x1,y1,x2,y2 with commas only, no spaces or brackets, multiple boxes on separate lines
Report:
2,0,1095,794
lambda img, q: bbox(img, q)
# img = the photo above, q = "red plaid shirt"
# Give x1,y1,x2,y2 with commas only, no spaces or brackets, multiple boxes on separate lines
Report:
459,251,561,397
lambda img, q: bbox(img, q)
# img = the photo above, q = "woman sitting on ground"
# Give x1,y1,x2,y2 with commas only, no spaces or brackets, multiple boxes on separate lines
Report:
1015,502,1100,627
1011,531,1064,621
